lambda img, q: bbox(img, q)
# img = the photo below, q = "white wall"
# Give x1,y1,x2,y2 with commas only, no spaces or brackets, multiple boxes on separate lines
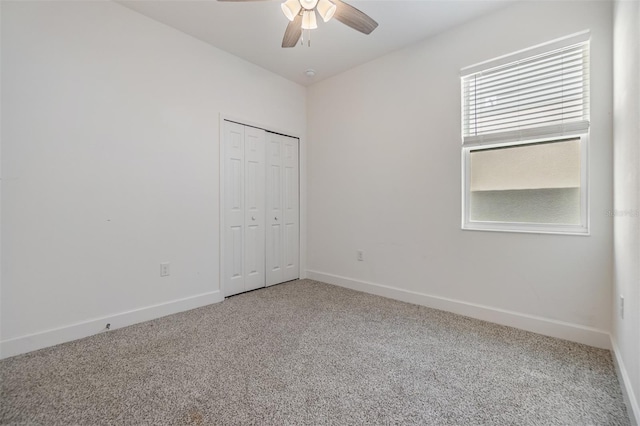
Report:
612,0,640,422
1,1,306,357
307,0,613,348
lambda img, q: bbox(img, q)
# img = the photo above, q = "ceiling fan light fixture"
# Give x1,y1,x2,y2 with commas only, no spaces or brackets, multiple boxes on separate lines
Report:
317,0,336,22
301,10,318,30
281,0,301,21
299,0,319,10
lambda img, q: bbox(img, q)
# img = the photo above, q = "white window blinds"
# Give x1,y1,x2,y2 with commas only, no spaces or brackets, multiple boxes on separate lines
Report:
462,39,590,144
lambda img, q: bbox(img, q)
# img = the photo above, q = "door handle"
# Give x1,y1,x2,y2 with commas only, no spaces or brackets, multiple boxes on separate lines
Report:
275,217,279,221
251,216,256,221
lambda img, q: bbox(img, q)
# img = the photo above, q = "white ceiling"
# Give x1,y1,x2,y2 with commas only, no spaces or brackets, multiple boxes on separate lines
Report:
118,0,514,86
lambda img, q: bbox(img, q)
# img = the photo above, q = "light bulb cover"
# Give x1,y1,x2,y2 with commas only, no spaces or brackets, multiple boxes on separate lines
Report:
301,10,318,29
281,0,301,21
299,0,319,10
317,0,336,22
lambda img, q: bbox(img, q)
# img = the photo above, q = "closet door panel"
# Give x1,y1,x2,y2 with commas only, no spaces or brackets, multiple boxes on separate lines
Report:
244,126,266,291
223,122,246,297
282,136,299,282
266,134,284,286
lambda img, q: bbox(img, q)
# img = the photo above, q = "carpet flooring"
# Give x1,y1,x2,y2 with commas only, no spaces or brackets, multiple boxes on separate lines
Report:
0,279,630,425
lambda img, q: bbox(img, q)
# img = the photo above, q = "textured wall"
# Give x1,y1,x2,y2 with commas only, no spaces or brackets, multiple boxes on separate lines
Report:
307,1,613,342
612,0,640,422
1,1,306,352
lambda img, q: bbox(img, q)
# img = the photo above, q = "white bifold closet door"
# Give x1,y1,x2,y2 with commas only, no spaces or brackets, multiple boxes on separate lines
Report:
266,132,299,286
222,120,299,297
223,121,266,297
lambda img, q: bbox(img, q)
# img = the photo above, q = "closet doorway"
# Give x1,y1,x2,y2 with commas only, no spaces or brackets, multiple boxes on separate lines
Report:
221,120,300,297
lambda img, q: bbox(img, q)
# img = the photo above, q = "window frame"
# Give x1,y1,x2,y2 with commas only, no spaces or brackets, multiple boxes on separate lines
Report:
461,133,590,235
460,31,591,236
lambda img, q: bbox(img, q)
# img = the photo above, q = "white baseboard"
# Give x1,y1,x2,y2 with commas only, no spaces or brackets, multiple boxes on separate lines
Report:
306,270,611,350
0,290,223,360
611,337,640,426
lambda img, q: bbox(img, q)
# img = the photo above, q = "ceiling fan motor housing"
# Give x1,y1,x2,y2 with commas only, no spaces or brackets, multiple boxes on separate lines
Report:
300,0,318,10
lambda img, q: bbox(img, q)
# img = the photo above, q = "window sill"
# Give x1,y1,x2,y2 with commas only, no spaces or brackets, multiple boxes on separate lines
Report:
462,222,590,236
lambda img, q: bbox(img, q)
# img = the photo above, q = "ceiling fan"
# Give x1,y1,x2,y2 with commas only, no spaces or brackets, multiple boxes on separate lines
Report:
218,0,378,48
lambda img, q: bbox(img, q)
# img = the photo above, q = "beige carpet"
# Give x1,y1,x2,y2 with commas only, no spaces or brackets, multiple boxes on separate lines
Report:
0,279,630,425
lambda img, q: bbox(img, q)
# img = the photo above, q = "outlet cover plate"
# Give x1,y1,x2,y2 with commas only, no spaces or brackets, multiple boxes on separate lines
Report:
160,263,170,277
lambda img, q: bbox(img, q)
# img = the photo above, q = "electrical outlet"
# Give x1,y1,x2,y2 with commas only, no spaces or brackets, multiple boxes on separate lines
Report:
620,295,624,319
357,250,364,262
160,262,170,277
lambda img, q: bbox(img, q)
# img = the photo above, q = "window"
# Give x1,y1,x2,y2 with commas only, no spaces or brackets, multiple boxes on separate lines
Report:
461,32,590,234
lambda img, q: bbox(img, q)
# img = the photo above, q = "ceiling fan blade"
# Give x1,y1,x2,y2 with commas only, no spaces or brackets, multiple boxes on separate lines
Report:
282,14,303,48
333,0,378,35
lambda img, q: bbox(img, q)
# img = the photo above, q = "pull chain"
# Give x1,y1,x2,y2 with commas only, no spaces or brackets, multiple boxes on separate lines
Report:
300,29,311,47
